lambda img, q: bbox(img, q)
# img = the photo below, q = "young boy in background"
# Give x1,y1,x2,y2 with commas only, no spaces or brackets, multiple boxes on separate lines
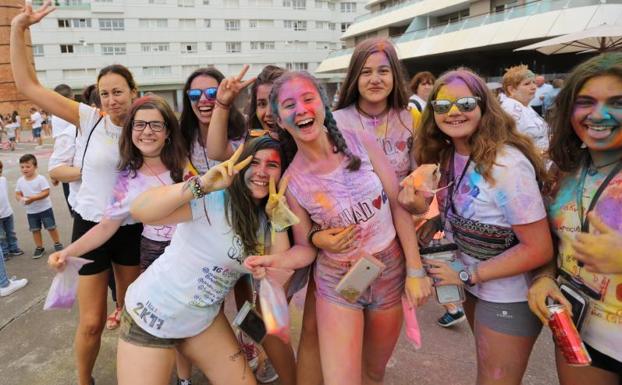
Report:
15,154,62,259
0,160,24,261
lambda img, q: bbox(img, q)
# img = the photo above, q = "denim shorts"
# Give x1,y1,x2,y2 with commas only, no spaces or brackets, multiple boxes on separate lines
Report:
119,308,182,349
469,292,543,337
140,236,170,273
32,127,42,138
314,238,405,310
27,208,56,231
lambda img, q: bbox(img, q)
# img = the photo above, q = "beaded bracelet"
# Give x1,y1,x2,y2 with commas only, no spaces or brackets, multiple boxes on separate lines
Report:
307,223,322,245
185,176,207,199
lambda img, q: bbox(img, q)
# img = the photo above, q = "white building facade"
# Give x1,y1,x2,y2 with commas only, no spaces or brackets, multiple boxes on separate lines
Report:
30,0,367,108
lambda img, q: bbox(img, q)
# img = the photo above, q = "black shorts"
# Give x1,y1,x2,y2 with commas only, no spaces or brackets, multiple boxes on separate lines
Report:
72,213,143,275
585,343,622,375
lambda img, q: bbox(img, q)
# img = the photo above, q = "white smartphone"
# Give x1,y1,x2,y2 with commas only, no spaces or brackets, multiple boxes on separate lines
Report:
336,254,386,303
421,243,465,304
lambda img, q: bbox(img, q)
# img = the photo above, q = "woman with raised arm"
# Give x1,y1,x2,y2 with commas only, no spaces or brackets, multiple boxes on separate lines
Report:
11,3,142,385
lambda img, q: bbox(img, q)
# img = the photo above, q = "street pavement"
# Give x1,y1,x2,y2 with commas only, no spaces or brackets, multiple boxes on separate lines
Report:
0,135,560,385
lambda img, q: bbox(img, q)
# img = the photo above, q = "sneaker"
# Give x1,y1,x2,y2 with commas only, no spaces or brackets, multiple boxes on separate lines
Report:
255,358,279,383
437,310,466,328
237,331,259,370
2,253,10,262
9,249,24,257
54,242,63,251
32,247,45,259
0,277,28,297
176,379,192,385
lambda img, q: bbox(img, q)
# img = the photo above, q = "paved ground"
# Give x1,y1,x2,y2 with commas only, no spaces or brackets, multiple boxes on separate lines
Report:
0,133,560,385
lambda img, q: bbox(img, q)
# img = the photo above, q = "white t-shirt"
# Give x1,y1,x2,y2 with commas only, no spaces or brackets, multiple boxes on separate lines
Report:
443,146,546,303
48,126,82,210
0,177,14,219
74,103,136,225
105,169,176,242
51,115,76,138
190,136,244,175
15,174,52,214
408,94,427,112
529,83,553,107
5,123,18,138
500,93,550,153
124,190,249,338
30,112,43,129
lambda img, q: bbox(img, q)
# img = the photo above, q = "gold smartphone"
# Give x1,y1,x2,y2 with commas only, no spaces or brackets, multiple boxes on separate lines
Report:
336,254,386,303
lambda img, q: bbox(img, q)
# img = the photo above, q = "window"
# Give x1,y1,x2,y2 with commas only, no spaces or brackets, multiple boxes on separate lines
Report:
72,18,91,28
250,41,275,50
223,0,239,7
204,19,211,28
141,42,170,52
139,18,168,28
282,0,291,6
286,62,308,71
248,0,272,5
63,68,97,78
285,40,308,49
249,19,273,28
315,21,325,29
149,0,167,3
314,0,323,8
183,65,199,74
99,18,124,30
205,42,212,50
74,44,95,55
340,2,356,12
101,43,126,55
32,45,44,56
178,0,195,6
60,44,74,54
292,0,305,9
225,19,240,31
203,0,210,4
64,0,85,5
328,22,335,31
226,41,241,53
340,22,351,32
328,2,334,10
284,20,306,31
179,19,196,29
58,19,70,28
181,42,198,53
143,66,172,76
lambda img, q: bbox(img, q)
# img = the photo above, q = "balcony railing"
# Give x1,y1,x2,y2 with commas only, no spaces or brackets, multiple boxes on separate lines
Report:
353,0,425,23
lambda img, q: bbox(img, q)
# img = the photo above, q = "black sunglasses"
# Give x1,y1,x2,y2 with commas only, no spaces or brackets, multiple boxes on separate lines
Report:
430,96,481,114
187,87,218,103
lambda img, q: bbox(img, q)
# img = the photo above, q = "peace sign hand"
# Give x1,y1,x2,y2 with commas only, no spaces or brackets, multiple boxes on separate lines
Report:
571,212,622,274
200,145,252,192
217,64,256,106
11,0,55,29
266,175,299,230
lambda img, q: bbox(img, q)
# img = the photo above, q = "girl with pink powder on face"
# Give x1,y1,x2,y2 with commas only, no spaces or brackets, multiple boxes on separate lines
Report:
529,53,622,384
245,71,432,385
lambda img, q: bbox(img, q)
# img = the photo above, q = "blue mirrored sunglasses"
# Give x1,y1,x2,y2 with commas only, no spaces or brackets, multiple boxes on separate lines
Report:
187,87,218,103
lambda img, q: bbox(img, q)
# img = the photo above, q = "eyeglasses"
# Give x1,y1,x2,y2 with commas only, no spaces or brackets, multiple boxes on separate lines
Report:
132,120,166,132
430,96,481,114
187,87,218,103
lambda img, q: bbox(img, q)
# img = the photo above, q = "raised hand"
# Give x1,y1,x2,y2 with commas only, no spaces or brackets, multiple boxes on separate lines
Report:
217,64,256,106
200,145,252,192
266,175,299,231
11,0,55,29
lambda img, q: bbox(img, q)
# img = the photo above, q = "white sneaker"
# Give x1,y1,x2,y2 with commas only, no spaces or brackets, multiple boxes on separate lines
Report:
0,277,28,297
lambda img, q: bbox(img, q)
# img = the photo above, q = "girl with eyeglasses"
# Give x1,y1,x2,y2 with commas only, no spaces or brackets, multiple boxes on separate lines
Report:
11,3,144,384
115,137,288,385
415,68,553,385
528,53,622,384
245,71,432,385
180,67,247,175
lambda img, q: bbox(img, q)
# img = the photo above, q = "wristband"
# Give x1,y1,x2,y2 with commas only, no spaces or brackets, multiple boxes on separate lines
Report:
407,267,427,278
215,99,231,110
307,223,321,245
530,273,557,287
185,176,207,199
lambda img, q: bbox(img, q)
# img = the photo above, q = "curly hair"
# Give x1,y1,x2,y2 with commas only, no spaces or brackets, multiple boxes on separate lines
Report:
415,68,548,187
335,37,409,111
502,64,534,95
548,52,622,173
118,95,187,182
270,71,361,171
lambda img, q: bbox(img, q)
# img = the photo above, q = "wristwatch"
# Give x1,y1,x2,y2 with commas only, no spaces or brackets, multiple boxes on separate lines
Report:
458,269,473,286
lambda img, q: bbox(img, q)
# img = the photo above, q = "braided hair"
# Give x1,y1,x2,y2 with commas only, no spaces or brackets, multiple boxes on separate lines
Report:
270,71,360,171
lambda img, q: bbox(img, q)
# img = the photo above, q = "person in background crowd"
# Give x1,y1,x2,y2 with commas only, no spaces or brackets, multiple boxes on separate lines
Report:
29,107,43,146
0,249,28,297
529,74,553,116
0,160,24,259
501,65,550,155
543,78,564,118
12,110,21,143
528,52,622,385
408,71,436,113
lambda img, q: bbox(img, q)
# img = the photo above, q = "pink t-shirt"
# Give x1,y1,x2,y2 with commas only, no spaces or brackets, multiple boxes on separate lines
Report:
333,105,414,180
285,127,396,261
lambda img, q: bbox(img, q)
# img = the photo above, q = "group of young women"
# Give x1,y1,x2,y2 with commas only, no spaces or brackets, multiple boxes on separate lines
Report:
10,1,621,385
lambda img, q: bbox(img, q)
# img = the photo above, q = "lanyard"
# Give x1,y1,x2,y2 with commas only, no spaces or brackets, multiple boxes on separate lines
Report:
442,151,472,223
576,158,622,233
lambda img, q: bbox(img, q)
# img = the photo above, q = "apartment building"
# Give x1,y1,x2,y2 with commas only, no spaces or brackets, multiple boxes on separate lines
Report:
29,0,366,108
317,0,622,81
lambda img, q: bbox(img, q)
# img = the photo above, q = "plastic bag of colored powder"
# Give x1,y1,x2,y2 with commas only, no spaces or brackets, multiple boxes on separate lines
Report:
259,269,292,344
44,257,91,310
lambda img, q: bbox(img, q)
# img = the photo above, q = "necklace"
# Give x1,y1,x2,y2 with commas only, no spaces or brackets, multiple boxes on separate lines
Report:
142,160,168,186
587,158,621,176
356,105,389,128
